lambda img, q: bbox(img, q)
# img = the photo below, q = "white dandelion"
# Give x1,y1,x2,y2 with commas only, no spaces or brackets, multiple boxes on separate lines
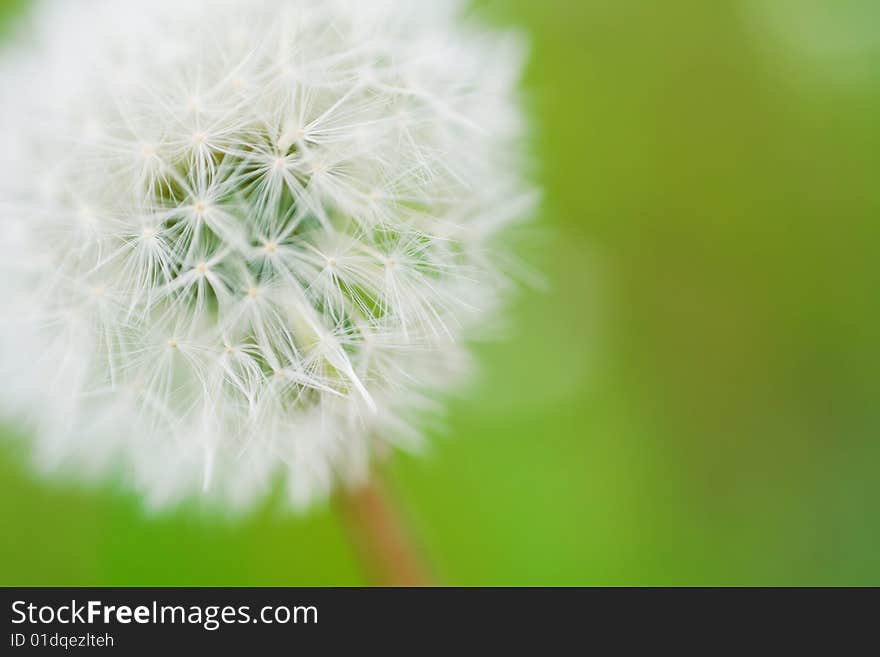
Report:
0,0,535,510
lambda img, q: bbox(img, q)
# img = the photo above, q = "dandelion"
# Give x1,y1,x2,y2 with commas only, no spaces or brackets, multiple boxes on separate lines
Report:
0,0,535,511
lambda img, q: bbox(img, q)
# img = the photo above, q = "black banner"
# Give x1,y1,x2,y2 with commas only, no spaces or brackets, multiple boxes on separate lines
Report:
1,587,873,653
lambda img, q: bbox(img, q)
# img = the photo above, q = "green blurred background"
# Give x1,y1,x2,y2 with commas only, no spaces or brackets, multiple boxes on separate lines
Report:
1,0,878,585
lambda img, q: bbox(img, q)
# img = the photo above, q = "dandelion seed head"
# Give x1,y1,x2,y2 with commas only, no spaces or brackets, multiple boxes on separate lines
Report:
0,0,535,510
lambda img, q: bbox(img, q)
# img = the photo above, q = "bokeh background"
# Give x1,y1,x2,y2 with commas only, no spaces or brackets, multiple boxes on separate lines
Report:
1,0,878,585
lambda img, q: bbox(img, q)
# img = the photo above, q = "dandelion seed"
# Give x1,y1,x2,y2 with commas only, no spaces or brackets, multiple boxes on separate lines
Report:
0,0,535,510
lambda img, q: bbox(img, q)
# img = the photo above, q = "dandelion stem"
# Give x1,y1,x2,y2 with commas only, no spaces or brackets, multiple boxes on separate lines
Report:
335,477,432,586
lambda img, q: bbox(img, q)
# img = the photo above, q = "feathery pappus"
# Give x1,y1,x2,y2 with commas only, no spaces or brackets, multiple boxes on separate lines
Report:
0,0,536,509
